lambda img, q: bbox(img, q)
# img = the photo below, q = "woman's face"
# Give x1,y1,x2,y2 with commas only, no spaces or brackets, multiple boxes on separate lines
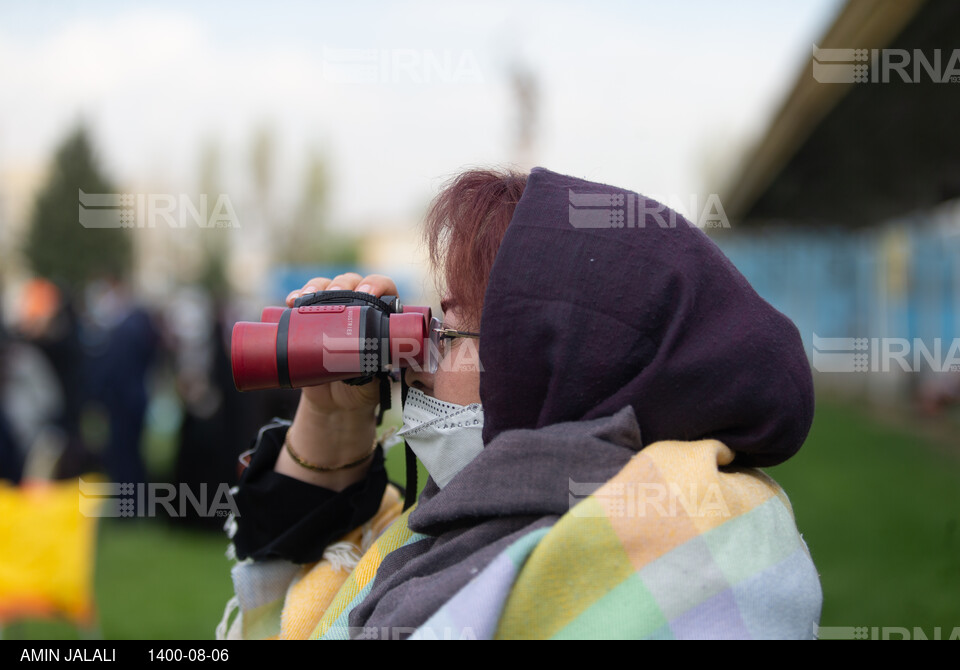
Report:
404,303,481,406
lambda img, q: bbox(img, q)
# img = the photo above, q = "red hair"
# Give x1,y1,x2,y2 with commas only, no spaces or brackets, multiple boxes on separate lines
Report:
423,168,527,329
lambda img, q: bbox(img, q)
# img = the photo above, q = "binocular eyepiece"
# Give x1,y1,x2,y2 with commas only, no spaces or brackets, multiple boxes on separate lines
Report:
231,291,433,391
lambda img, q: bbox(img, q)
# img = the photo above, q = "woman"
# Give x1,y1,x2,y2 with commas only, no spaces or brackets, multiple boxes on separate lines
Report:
221,167,821,640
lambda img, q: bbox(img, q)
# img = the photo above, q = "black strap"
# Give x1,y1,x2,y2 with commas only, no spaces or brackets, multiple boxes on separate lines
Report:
294,290,396,314
403,443,418,512
276,308,292,389
400,373,417,510
376,374,390,426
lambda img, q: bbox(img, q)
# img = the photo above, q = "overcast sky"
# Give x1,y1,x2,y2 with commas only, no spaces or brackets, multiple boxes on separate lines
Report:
0,0,843,229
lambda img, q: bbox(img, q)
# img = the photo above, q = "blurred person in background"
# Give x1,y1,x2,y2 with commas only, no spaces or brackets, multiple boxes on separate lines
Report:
0,393,21,483
16,279,97,479
0,318,27,483
221,167,821,640
85,277,159,489
166,287,280,530
0,284,66,482
166,287,232,528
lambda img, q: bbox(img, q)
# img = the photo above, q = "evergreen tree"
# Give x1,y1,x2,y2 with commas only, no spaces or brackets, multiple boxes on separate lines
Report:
24,126,132,285
282,148,358,266
196,140,231,298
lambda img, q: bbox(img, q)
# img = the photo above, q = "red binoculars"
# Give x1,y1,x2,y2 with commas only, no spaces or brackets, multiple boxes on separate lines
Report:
231,291,433,391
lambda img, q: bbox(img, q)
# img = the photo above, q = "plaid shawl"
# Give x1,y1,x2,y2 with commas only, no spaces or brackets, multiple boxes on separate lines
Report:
220,407,821,640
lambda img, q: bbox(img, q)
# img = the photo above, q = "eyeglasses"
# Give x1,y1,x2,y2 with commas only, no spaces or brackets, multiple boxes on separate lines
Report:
427,316,480,374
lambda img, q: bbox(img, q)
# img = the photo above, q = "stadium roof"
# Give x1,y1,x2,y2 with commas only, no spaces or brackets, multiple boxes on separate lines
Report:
723,0,960,227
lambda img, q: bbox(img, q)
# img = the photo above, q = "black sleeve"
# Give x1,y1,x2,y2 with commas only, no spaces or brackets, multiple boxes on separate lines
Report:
231,420,388,564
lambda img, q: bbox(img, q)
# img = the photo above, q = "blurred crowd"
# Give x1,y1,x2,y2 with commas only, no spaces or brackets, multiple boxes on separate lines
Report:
0,278,298,530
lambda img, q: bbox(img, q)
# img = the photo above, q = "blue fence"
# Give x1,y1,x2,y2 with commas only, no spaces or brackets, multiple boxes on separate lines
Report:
714,203,960,375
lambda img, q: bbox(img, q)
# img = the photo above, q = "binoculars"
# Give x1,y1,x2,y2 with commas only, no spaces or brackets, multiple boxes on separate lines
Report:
231,290,434,391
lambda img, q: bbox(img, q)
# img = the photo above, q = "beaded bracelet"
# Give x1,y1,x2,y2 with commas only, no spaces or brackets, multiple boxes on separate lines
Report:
283,433,377,472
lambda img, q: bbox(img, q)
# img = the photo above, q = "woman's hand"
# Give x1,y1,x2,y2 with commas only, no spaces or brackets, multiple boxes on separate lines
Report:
275,273,399,490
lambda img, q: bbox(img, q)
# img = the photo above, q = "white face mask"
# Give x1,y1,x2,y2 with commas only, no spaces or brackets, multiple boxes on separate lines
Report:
395,388,485,489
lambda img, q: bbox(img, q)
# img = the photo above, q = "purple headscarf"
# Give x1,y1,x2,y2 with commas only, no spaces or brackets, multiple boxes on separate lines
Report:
479,167,814,467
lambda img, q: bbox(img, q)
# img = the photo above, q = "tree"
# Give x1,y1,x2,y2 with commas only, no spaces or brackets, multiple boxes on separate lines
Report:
280,148,358,266
196,140,231,297
24,126,132,285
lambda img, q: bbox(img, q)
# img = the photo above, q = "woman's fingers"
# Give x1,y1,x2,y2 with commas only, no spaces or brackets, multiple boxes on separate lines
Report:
354,274,398,298
284,273,400,306
285,276,334,306
325,272,365,291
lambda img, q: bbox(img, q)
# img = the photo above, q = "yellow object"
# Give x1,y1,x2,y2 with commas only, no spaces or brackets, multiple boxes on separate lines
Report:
283,486,405,640
0,477,101,626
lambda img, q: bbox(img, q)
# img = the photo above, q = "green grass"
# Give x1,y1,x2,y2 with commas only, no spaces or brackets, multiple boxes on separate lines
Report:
7,398,959,639
767,398,960,630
